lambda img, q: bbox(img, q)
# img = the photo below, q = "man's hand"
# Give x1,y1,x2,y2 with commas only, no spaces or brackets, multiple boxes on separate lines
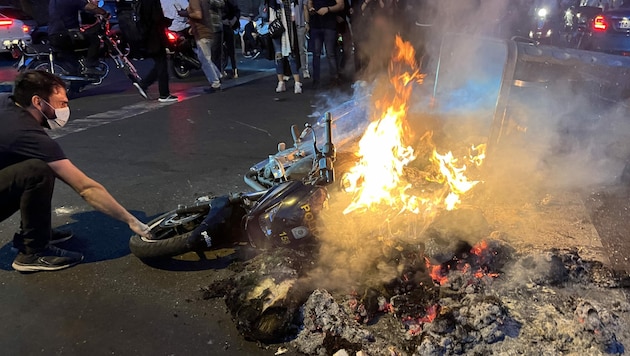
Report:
129,219,153,239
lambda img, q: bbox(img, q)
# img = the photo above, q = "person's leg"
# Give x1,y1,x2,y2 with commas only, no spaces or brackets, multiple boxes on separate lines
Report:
0,159,55,254
210,31,223,73
154,51,170,98
223,26,237,71
310,28,324,85
289,54,302,93
323,28,339,81
296,25,309,78
141,56,158,90
196,38,222,88
273,38,286,92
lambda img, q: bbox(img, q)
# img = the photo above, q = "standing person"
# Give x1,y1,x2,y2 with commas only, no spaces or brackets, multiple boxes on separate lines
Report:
295,0,311,79
222,0,241,78
207,0,226,75
134,0,178,102
307,0,344,88
0,70,153,272
178,0,223,92
268,0,303,94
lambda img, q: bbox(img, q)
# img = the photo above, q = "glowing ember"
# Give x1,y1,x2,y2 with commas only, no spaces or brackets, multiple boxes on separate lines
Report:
342,36,484,216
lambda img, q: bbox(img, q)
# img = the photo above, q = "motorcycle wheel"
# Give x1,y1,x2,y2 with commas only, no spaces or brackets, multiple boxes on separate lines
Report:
129,204,210,259
171,58,191,79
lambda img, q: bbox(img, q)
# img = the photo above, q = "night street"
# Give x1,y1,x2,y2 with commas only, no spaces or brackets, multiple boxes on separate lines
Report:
2,26,630,355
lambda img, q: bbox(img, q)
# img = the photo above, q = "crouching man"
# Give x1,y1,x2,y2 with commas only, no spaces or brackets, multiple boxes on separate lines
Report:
0,70,152,272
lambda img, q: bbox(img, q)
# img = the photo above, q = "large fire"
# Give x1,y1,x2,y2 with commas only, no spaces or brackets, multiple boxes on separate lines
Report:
342,36,485,215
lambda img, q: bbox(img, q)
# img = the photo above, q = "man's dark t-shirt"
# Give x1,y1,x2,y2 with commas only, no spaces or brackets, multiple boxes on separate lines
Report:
48,0,89,35
0,94,66,170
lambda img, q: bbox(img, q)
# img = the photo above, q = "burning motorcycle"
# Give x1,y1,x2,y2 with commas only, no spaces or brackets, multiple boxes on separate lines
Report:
3,14,142,94
165,26,201,79
129,113,339,259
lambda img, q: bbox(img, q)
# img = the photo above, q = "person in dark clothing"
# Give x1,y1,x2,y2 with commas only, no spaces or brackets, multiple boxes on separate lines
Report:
222,0,241,78
242,15,262,58
47,0,110,74
134,0,177,102
0,70,152,272
307,0,344,88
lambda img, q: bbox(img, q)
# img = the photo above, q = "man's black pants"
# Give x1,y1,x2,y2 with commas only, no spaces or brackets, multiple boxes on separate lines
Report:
0,159,55,254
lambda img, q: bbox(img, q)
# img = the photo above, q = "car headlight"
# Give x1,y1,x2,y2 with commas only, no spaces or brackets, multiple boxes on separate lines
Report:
537,8,548,17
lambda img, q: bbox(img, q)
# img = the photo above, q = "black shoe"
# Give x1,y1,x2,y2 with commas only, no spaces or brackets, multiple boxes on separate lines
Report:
158,95,178,103
50,228,73,244
12,245,84,272
133,82,149,99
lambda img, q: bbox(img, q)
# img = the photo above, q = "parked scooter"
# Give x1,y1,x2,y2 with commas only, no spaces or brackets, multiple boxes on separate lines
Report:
3,14,142,94
165,26,201,79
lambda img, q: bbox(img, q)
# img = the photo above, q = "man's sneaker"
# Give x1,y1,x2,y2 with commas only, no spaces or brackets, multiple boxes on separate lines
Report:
253,51,261,59
303,70,311,79
275,81,286,93
158,95,178,103
50,228,73,244
12,245,84,272
133,82,149,99
203,86,222,93
243,52,253,58
294,82,303,94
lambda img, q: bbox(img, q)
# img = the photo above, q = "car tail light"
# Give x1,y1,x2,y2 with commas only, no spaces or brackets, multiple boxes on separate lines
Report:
22,25,29,33
593,14,607,31
165,29,178,44
0,19,13,26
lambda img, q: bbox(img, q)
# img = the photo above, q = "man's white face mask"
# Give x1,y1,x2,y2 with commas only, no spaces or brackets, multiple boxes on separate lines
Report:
37,97,70,130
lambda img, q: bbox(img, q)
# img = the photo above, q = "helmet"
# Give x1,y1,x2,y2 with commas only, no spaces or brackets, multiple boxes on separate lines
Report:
245,181,328,249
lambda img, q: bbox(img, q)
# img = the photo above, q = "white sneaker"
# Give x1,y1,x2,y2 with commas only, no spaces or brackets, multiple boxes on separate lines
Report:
294,82,303,94
303,70,311,79
276,81,286,93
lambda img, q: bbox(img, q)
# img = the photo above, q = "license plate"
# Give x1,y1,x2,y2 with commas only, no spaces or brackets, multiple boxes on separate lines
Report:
619,20,630,29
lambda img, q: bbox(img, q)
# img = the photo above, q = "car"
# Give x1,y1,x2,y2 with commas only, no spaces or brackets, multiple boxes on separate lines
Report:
0,6,37,52
588,3,630,55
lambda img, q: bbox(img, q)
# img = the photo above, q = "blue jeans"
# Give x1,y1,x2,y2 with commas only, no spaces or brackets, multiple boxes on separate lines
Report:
310,27,338,82
196,38,221,86
272,37,299,75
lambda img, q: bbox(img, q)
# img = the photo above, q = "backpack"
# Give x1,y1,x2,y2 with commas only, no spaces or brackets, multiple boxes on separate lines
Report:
117,0,148,43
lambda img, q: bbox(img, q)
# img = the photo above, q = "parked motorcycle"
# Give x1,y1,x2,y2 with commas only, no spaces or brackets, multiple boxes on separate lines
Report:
165,26,201,79
129,113,338,259
3,14,142,94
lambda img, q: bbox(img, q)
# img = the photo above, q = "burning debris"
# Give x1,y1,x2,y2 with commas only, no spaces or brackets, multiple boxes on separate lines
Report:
195,35,630,355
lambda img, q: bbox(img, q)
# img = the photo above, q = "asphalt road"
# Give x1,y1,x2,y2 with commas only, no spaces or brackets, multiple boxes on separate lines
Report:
0,52,348,355
2,44,630,355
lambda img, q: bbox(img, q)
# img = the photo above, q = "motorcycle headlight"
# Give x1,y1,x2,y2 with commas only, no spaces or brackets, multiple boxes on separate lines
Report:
537,8,548,17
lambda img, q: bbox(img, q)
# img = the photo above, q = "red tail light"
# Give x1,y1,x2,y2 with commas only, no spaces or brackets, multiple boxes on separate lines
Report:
0,19,13,26
21,25,29,33
165,30,178,44
593,14,607,31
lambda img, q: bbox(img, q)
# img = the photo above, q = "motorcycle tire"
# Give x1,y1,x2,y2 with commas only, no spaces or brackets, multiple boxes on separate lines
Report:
129,204,211,259
171,58,191,79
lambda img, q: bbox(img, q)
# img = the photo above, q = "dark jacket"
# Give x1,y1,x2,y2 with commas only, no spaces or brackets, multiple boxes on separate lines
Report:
138,0,172,55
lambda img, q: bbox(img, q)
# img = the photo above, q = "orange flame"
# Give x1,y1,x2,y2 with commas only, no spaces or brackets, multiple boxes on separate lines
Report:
342,36,484,216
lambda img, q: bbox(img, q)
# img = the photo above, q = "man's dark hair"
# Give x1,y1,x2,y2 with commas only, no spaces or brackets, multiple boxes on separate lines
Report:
12,70,66,108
